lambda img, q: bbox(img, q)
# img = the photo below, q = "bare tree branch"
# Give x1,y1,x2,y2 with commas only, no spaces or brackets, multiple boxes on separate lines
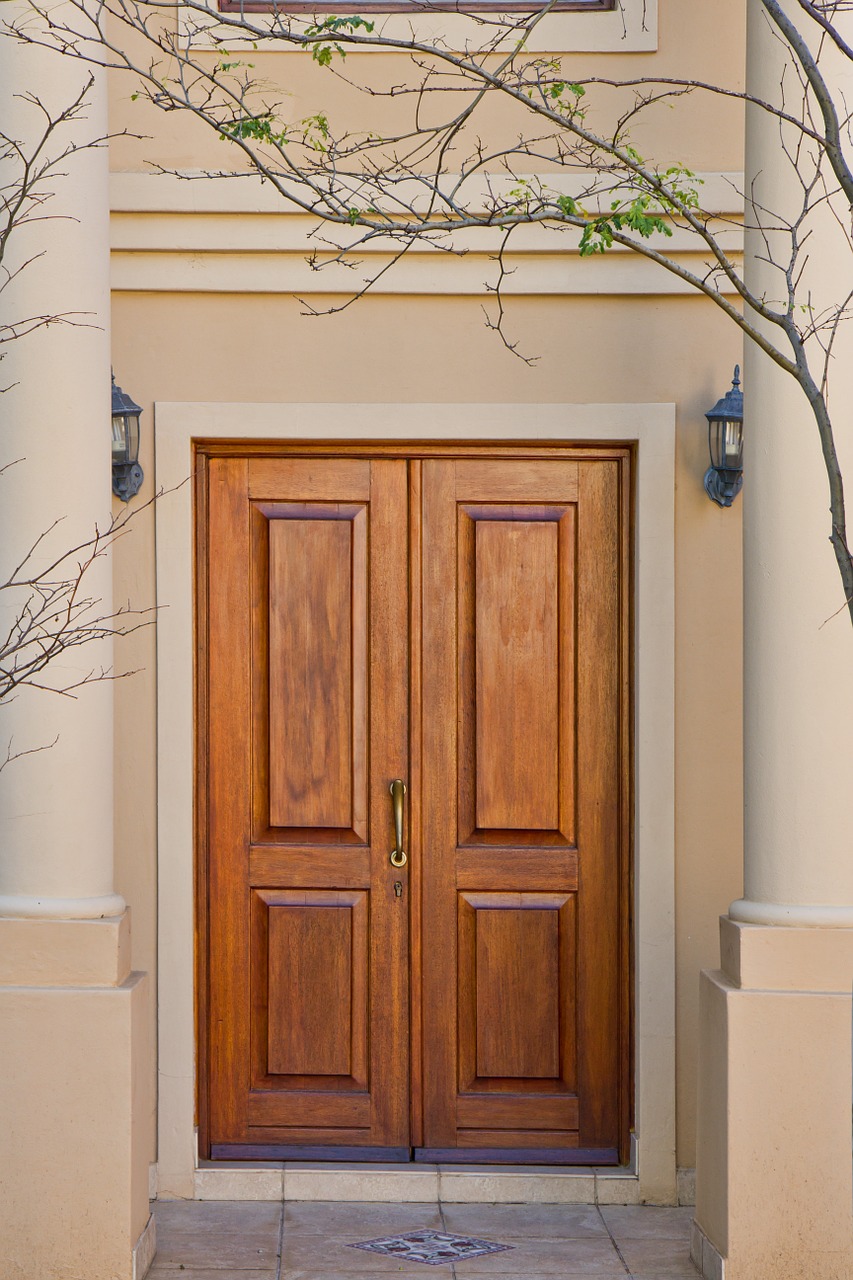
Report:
7,0,853,622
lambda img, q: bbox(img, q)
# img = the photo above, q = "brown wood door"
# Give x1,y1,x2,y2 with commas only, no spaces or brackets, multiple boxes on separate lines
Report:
203,456,411,1158
416,458,628,1163
199,447,630,1163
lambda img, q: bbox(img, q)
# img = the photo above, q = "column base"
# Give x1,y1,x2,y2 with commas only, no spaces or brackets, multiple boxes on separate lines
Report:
691,1220,725,1280
0,890,126,919
133,1213,157,1280
0,914,152,1280
695,917,853,1280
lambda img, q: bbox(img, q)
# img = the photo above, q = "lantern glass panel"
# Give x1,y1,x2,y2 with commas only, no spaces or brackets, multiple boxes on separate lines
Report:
126,413,141,464
112,413,129,463
709,417,743,472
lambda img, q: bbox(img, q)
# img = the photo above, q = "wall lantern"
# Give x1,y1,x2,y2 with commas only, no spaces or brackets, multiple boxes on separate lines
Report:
704,365,744,508
111,373,144,502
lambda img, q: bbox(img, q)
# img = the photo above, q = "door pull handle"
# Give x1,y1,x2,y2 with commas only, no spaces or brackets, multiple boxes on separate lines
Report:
389,778,407,867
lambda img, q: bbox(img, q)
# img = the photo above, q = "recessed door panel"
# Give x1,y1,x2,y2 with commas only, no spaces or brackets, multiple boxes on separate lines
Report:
268,516,364,833
474,521,560,832
258,889,368,1083
457,503,577,848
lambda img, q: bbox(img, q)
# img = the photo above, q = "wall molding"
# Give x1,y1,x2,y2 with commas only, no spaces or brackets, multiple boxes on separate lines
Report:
177,0,657,55
110,171,743,297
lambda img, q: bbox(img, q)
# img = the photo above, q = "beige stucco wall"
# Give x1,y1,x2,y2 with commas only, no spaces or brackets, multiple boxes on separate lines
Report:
107,0,746,1177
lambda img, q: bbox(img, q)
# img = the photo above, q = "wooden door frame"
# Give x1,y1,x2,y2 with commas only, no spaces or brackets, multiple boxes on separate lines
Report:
193,438,634,1164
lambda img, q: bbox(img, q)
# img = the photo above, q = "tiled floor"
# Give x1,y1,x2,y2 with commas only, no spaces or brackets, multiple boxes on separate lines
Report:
147,1200,700,1280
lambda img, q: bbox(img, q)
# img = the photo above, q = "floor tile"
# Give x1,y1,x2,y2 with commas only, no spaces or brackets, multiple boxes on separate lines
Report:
148,1271,276,1280
284,1202,444,1235
154,1200,282,1270
630,1271,701,1280
616,1238,698,1277
601,1205,694,1242
285,1274,477,1280
451,1236,627,1275
282,1235,447,1273
442,1203,607,1239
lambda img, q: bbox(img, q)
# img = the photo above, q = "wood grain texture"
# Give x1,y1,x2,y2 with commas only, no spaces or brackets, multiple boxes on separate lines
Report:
199,445,630,1163
420,460,460,1148
457,1130,578,1148
474,905,560,1079
207,457,252,1145
456,849,578,891
194,450,211,1155
267,903,353,1076
456,505,576,847
408,459,425,1148
575,460,622,1150
457,1095,578,1130
249,457,370,502
248,846,371,888
204,455,409,1151
422,456,621,1157
251,502,368,845
366,459,411,1146
269,517,354,829
454,460,579,502
247,1092,370,1127
475,520,559,831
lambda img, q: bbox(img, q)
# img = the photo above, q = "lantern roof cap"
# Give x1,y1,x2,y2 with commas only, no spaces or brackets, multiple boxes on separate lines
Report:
111,371,142,419
705,365,743,424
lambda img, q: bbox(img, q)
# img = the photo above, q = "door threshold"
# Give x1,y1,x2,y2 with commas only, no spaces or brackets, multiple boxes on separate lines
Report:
192,1159,640,1205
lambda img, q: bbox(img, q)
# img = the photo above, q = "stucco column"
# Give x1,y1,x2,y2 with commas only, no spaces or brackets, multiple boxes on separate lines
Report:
0,14,152,1280
0,9,123,920
692,3,853,1277
733,0,853,930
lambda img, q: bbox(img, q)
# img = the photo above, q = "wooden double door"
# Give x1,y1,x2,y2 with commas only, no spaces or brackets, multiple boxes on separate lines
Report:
198,444,631,1163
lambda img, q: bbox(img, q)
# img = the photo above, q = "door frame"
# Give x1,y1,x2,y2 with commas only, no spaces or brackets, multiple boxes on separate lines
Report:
153,400,676,1202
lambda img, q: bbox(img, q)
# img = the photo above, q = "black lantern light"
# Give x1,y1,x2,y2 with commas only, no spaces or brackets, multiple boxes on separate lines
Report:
111,373,144,502
704,365,744,508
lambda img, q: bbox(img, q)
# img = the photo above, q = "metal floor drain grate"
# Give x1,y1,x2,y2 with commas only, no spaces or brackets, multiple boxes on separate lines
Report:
348,1229,515,1266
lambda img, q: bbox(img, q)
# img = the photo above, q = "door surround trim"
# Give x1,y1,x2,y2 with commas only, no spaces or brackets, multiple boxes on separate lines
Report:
153,400,675,1202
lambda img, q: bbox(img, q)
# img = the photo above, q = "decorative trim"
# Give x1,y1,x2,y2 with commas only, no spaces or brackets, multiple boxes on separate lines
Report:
109,171,743,298
154,401,675,1203
729,898,853,928
110,171,744,216
0,891,126,920
177,0,656,53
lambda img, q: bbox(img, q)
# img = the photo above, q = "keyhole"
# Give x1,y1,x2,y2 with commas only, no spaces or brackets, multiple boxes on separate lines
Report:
394,881,403,898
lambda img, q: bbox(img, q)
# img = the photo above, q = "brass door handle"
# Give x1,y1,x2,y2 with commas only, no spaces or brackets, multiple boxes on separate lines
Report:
389,779,407,867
